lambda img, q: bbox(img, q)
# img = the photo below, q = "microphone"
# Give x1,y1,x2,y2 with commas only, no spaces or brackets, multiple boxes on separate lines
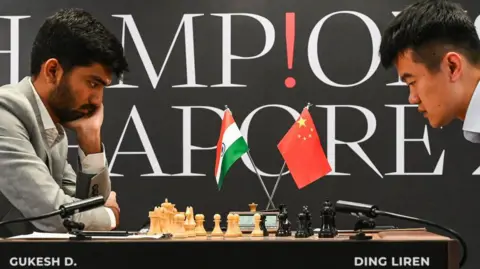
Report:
335,200,468,268
0,196,105,228
59,196,105,218
335,200,378,218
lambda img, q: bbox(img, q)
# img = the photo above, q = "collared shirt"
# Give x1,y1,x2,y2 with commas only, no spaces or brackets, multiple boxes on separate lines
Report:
463,81,480,143
29,78,115,228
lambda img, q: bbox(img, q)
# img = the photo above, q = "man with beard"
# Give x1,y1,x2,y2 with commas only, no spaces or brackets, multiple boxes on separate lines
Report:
0,8,128,237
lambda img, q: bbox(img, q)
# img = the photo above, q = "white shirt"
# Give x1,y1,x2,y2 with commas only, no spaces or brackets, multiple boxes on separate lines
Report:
29,79,116,229
463,81,480,143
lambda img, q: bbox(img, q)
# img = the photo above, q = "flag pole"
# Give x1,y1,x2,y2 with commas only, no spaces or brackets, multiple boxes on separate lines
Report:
267,102,313,209
247,151,276,209
266,162,285,209
225,105,275,209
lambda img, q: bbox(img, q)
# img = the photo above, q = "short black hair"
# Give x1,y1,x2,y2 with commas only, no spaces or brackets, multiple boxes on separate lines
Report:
30,8,128,78
380,0,480,71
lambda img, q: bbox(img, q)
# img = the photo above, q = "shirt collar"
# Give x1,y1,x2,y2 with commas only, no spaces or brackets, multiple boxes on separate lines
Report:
28,78,56,131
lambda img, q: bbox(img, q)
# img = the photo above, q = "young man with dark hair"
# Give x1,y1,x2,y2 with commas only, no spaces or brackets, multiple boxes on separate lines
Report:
0,8,128,236
380,0,480,142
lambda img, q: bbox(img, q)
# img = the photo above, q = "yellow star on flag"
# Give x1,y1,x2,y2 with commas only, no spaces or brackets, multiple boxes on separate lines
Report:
297,117,307,128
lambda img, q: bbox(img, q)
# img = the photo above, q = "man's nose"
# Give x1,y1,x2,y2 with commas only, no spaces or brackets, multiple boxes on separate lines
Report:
90,91,103,105
409,92,419,104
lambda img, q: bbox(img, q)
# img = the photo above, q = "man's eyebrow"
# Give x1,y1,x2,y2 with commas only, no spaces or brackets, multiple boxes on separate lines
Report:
400,73,413,82
90,75,108,86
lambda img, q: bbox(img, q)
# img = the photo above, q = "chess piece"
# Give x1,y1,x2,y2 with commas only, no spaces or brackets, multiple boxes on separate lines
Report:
275,212,291,236
250,213,263,237
295,212,309,238
318,200,338,238
195,214,207,236
302,205,314,236
147,209,157,235
211,214,224,237
184,210,196,237
249,203,258,212
225,213,237,237
161,199,173,233
275,204,291,236
234,214,242,236
173,214,186,238
259,214,268,236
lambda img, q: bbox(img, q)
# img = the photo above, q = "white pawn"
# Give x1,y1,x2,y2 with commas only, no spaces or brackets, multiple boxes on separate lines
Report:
251,213,263,237
195,214,207,236
234,214,242,236
211,214,224,237
225,213,236,237
173,214,186,238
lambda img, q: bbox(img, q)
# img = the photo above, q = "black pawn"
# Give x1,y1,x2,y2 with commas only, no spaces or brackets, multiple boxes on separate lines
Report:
295,212,309,238
318,200,338,238
260,214,268,236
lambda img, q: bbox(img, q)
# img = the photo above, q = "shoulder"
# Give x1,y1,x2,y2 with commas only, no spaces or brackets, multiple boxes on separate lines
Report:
0,83,32,109
0,82,37,129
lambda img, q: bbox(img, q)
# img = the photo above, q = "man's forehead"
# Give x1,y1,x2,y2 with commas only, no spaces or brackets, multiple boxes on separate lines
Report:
395,50,415,66
395,50,421,77
74,64,112,84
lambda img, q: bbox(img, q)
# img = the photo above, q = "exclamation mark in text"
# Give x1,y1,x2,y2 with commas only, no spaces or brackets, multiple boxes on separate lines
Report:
285,12,296,88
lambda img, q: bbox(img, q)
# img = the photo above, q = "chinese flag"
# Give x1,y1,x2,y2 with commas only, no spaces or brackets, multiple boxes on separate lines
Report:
277,108,331,189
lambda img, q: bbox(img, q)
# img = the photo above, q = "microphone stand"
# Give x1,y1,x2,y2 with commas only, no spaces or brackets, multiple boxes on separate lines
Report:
373,209,467,267
63,218,91,241
0,196,104,241
336,201,468,268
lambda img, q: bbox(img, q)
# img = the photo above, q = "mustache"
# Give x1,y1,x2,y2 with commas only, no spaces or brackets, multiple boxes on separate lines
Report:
78,104,97,114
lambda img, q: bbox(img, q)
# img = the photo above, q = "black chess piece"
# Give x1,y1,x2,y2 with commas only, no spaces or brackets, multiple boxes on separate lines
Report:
318,200,338,238
295,212,309,238
275,203,292,236
275,211,292,237
276,212,286,236
302,206,313,236
260,214,268,236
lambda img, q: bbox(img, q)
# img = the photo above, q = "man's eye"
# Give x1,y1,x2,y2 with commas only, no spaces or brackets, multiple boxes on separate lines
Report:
89,81,98,88
408,81,416,86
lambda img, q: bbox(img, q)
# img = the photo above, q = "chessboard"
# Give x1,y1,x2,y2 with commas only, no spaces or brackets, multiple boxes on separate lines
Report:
142,198,451,242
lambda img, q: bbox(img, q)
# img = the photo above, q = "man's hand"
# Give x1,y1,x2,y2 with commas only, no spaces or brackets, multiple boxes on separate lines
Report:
105,191,120,228
63,104,104,155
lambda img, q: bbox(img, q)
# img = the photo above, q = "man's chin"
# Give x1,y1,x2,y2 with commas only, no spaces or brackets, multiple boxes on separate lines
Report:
428,117,449,129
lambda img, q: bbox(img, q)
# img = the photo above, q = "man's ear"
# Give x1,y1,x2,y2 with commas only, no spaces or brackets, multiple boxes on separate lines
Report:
42,58,64,85
444,52,462,82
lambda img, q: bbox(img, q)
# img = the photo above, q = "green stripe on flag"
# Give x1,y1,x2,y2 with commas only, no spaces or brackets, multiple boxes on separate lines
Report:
217,137,249,189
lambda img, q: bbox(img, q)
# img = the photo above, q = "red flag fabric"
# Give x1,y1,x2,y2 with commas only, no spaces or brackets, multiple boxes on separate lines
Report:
277,108,331,189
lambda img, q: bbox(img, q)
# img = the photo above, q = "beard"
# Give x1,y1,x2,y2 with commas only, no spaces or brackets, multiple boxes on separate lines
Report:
48,77,96,123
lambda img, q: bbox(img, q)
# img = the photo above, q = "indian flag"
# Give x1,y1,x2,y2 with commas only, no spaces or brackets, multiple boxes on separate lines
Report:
214,109,249,190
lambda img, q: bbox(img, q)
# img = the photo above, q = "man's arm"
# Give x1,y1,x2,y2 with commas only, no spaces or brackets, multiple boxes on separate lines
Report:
0,101,112,232
61,148,117,229
61,145,110,199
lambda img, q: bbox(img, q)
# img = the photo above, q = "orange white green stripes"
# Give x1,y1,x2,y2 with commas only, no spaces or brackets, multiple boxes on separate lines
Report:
214,109,249,190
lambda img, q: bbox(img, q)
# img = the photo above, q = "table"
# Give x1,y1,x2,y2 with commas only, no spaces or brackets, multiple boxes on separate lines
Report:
0,229,460,269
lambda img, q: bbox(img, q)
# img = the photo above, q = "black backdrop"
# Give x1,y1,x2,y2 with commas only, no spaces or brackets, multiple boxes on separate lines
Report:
0,0,479,267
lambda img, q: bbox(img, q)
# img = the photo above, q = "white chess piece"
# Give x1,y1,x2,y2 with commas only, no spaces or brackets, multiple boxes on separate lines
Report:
195,214,207,236
251,214,263,237
225,214,236,237
173,214,186,238
211,214,224,237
